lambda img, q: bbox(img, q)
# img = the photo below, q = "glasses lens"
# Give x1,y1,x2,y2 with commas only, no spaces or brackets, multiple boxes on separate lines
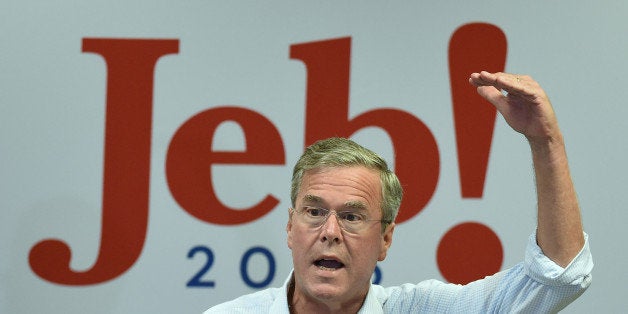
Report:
297,206,372,233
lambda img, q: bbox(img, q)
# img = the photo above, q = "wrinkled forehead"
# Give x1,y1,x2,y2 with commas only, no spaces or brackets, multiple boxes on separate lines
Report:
296,166,383,213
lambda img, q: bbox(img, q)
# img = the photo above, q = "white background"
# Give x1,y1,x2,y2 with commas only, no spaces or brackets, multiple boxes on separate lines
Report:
1,1,626,313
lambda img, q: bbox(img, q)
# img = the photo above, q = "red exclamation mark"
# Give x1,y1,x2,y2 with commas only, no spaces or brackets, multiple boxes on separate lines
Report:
436,23,507,285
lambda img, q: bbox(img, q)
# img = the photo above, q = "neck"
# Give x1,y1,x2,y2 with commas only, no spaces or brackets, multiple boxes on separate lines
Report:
287,276,366,314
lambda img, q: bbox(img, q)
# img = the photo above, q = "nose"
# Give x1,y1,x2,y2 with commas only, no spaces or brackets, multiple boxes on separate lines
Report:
320,212,342,244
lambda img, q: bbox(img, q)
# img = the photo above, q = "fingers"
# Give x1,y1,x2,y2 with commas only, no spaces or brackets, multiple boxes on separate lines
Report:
469,71,518,88
469,71,542,101
469,71,511,108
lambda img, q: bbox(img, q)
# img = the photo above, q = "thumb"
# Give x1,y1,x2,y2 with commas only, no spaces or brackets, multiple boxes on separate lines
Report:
476,85,506,107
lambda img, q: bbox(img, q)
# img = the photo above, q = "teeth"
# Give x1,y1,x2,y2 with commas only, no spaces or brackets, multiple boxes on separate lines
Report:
317,265,337,271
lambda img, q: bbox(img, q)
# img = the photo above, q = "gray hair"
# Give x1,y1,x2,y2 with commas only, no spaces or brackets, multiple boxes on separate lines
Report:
290,137,402,230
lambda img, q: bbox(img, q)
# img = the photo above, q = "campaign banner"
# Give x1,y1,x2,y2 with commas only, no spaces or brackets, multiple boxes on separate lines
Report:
1,1,624,313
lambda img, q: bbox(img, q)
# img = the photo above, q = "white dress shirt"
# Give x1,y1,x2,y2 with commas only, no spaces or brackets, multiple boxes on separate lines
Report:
205,233,592,313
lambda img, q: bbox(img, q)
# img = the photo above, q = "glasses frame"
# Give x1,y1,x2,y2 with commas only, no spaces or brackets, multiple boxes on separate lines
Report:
291,205,392,234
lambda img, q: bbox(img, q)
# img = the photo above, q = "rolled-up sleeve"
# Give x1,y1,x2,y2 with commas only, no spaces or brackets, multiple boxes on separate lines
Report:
443,232,593,313
525,232,593,287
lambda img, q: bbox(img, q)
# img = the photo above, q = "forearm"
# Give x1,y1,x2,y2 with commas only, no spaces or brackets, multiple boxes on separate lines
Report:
529,133,584,267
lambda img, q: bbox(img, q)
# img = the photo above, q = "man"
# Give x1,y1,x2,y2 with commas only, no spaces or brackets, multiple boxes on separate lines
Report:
204,71,593,313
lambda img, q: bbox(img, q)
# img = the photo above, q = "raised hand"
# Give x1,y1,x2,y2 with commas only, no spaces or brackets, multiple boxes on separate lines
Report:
469,71,560,143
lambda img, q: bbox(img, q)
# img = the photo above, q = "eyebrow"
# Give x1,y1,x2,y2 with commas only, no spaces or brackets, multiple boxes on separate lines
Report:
343,200,367,210
302,194,324,205
301,195,367,211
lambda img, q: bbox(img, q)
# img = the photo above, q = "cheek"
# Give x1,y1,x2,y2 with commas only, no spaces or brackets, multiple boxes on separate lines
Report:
347,236,382,263
287,225,311,253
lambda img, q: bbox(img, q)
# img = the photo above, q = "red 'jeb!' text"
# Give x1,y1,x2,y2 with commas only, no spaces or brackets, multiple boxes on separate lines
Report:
29,23,506,285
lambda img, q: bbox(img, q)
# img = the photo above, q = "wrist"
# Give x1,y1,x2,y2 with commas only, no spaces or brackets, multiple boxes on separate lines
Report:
527,132,568,166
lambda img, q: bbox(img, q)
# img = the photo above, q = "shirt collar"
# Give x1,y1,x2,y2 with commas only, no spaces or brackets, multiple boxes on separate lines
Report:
276,270,384,313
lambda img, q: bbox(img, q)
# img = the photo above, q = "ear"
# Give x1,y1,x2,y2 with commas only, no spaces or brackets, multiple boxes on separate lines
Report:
378,223,395,261
286,208,294,250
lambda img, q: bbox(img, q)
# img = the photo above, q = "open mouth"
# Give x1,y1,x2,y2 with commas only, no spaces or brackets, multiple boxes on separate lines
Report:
314,259,345,270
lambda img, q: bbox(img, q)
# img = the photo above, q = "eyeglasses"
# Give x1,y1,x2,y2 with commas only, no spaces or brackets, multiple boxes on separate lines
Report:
291,206,391,234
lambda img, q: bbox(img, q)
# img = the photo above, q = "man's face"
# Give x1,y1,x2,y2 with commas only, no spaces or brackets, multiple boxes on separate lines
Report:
287,166,395,306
